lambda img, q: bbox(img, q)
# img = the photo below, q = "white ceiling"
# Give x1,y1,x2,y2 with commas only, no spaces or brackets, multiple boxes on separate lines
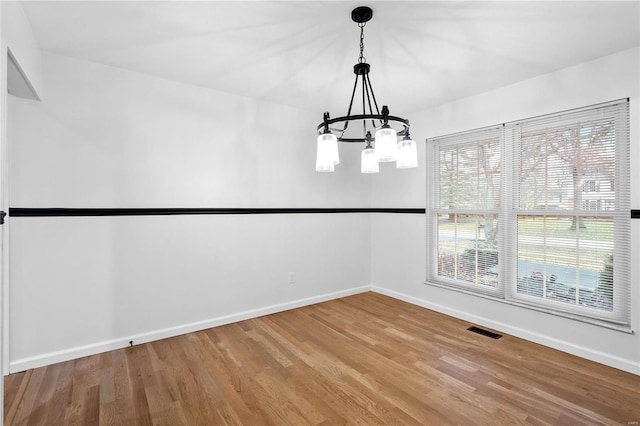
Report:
20,1,640,114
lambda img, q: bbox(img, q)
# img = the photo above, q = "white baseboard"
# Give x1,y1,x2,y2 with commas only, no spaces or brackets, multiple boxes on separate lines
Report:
371,285,640,376
9,285,370,373
11,284,638,376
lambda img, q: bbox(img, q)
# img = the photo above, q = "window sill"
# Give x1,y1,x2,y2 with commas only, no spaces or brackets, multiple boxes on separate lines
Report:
424,280,634,334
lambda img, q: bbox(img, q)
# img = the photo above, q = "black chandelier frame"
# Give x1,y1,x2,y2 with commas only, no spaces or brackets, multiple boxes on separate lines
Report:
316,111,410,144
316,6,410,144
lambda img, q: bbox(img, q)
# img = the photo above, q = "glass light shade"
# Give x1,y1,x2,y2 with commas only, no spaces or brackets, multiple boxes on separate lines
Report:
315,133,338,172
397,138,418,168
321,133,339,164
361,147,379,173
375,127,398,162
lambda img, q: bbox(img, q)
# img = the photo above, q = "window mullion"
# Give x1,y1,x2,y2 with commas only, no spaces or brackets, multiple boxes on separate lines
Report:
503,124,515,300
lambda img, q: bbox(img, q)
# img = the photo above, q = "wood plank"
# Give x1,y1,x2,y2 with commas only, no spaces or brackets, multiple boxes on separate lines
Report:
5,292,640,425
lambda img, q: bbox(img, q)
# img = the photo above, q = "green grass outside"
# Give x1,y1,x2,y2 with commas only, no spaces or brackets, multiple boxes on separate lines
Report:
438,216,613,272
438,217,613,239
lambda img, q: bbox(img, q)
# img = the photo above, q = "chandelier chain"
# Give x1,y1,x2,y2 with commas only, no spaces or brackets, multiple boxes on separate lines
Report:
358,22,366,64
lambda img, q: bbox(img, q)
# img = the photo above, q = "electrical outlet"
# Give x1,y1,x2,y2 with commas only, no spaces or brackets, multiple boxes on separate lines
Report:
288,272,295,284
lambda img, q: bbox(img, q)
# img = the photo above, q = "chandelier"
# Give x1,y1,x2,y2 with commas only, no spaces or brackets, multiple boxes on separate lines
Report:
315,6,417,173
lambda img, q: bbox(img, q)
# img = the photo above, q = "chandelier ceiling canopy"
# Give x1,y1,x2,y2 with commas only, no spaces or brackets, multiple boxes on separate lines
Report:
315,6,418,174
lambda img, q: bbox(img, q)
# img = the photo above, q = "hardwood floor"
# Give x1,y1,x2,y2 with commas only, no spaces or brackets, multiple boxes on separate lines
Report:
4,292,640,425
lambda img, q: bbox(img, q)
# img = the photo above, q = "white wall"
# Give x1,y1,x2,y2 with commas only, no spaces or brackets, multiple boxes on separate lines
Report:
8,52,372,371
2,1,43,99
10,53,370,208
371,47,640,374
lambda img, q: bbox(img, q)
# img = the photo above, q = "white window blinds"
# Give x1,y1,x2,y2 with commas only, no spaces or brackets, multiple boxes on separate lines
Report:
430,125,503,297
508,101,630,324
428,100,630,327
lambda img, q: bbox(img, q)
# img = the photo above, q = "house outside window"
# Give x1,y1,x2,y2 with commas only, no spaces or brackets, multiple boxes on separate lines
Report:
427,100,630,327
583,180,598,192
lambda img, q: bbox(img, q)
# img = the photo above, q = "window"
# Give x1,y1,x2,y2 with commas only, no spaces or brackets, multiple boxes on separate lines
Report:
433,126,503,297
428,100,630,327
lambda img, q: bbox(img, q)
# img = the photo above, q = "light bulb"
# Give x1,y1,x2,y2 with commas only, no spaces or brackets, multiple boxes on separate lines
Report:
361,146,379,173
375,126,398,162
397,137,418,168
315,133,337,172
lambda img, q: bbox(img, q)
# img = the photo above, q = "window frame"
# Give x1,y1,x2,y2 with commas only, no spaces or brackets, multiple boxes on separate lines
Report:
426,99,631,329
429,126,504,298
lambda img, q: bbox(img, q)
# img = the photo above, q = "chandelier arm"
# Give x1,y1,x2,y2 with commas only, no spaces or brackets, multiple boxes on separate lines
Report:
365,73,382,124
362,74,377,130
361,73,367,137
341,72,361,136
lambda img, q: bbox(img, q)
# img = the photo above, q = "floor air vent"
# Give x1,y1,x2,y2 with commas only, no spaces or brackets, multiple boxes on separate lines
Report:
467,326,502,339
